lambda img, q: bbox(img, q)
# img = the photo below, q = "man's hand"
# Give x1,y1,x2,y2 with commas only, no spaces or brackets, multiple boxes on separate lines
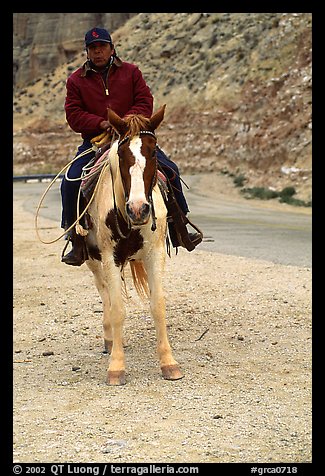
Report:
99,120,110,130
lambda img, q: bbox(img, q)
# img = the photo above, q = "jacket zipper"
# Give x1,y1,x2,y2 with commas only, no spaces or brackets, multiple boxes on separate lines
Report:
89,59,113,96
98,74,109,96
101,65,112,96
89,66,109,95
102,76,109,96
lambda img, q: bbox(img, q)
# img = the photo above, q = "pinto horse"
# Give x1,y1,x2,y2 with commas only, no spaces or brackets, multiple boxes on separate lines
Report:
83,105,183,385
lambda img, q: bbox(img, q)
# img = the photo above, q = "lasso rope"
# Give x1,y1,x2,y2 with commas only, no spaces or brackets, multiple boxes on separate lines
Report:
34,147,110,244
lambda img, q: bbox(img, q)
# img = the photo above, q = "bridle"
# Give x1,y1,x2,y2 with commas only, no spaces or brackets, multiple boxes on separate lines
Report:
117,129,156,147
111,130,158,239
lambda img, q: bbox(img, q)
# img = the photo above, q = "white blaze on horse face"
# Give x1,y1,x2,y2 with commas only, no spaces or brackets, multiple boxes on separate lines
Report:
128,137,148,209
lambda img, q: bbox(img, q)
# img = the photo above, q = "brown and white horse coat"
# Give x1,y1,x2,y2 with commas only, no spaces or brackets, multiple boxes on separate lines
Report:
84,106,183,385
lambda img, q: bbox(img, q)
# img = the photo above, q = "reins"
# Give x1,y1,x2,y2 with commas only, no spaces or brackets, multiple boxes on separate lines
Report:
109,160,132,239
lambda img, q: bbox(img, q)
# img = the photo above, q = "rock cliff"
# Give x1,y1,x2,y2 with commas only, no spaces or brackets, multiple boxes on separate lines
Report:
13,13,135,87
13,13,312,202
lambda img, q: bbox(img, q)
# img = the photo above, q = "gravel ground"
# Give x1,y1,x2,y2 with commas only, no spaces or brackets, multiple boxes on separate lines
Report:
13,179,312,464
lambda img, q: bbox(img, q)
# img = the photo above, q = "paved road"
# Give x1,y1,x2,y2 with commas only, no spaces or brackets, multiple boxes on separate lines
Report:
14,178,312,268
184,176,312,268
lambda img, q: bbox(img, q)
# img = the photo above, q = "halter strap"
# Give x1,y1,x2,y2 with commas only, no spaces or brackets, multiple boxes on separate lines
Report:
118,130,157,147
139,130,156,138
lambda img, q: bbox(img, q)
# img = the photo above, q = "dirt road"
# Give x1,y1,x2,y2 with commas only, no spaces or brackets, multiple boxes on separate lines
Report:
13,174,312,464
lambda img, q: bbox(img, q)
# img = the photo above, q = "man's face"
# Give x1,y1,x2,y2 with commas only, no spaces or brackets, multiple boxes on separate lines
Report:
87,42,114,68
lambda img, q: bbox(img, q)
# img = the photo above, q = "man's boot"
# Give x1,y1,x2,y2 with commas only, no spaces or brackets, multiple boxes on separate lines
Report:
168,220,202,251
166,193,203,252
61,228,88,266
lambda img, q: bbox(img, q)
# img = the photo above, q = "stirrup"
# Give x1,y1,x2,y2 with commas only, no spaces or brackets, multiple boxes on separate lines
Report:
168,217,203,252
60,230,88,265
61,235,71,258
166,209,203,251
163,171,203,251
186,218,203,243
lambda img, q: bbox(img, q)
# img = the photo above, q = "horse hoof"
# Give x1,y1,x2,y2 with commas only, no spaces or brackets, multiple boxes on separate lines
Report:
107,370,126,386
161,364,184,380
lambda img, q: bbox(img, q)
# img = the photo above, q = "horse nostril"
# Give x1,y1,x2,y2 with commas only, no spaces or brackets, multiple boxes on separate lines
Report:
126,203,136,221
141,203,150,216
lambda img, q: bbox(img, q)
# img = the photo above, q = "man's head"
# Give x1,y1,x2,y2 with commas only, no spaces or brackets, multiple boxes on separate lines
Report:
85,28,114,69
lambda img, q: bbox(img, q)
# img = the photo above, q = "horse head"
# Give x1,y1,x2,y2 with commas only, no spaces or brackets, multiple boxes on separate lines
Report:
108,105,166,226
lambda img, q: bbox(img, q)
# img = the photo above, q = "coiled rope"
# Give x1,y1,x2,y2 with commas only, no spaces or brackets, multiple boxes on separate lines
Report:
34,147,110,244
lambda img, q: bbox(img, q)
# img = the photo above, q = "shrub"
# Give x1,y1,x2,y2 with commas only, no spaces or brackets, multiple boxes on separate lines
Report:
279,186,296,198
279,196,311,207
233,174,246,187
241,187,278,200
241,186,311,207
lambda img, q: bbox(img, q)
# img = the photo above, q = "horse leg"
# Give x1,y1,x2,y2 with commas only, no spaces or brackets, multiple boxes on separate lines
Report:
144,254,183,380
86,259,113,353
101,255,126,385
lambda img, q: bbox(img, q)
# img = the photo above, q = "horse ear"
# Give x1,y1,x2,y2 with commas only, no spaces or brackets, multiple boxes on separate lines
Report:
149,104,166,131
107,108,128,136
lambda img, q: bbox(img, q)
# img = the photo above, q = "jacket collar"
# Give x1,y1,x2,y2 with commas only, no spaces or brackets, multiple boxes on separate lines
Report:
80,56,122,77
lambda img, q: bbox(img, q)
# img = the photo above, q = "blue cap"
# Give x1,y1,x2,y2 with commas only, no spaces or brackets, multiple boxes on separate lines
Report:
85,28,112,47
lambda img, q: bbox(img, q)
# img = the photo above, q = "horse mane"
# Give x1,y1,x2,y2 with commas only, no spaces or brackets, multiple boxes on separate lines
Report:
123,114,151,138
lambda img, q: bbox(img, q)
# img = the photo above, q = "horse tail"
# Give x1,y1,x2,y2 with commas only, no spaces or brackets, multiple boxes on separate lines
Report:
129,260,150,300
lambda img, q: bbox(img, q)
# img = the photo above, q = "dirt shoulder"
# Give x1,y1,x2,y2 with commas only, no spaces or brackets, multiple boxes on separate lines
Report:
13,182,311,464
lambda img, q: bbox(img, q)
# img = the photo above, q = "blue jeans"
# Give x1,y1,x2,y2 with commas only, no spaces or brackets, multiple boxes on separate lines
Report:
60,140,95,229
60,141,189,229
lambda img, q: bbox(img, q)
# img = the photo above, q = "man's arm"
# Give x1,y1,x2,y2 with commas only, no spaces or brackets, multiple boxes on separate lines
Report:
65,78,106,136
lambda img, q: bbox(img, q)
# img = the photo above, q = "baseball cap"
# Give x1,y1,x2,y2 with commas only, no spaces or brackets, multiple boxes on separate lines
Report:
85,28,112,47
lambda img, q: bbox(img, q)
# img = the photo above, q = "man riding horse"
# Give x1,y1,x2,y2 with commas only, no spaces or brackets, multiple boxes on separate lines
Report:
61,27,202,266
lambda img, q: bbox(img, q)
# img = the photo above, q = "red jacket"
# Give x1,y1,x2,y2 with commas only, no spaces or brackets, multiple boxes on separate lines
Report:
65,58,154,140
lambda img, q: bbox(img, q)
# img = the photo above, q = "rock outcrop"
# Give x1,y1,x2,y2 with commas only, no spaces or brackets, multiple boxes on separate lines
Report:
13,13,136,88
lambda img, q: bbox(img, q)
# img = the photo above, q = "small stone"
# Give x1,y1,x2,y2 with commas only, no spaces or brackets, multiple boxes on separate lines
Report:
101,439,127,454
42,351,54,356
